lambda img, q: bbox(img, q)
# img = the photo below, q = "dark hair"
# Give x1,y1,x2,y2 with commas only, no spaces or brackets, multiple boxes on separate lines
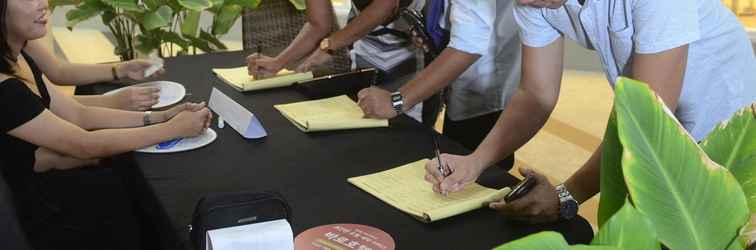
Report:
0,0,16,76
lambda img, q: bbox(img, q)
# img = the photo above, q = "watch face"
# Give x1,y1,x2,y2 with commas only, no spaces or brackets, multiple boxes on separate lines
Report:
320,39,330,50
391,94,401,102
560,200,578,220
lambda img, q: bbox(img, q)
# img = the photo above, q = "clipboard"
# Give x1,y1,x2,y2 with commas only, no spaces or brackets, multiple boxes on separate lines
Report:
293,68,377,100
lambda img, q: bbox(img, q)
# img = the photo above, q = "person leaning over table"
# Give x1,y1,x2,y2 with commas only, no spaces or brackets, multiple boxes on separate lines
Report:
23,38,166,111
0,0,212,248
247,0,423,87
424,0,756,223
357,0,522,160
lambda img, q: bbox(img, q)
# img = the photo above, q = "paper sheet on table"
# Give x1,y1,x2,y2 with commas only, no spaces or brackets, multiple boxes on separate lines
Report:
212,66,313,92
274,95,388,132
206,219,293,250
348,159,511,223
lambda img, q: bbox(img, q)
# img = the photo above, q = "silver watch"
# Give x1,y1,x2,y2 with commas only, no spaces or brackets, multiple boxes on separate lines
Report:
143,111,152,126
556,183,579,220
390,91,404,114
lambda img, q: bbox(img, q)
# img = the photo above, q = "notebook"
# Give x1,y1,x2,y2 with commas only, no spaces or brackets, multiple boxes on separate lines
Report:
273,95,388,132
212,66,313,92
348,159,511,223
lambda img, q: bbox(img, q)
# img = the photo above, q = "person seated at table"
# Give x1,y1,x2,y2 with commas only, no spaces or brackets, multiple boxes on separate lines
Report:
424,0,756,223
24,38,165,111
357,0,522,164
247,0,423,87
0,0,212,248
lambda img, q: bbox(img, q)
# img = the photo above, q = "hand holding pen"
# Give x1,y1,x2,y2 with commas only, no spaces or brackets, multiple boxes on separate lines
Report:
246,42,282,79
424,152,487,196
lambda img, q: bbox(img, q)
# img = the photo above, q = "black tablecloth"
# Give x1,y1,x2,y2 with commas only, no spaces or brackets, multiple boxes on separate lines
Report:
89,51,593,250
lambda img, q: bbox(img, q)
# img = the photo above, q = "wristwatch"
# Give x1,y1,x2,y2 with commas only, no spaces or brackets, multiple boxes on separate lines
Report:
143,111,152,126
319,38,336,55
390,91,404,115
556,183,579,220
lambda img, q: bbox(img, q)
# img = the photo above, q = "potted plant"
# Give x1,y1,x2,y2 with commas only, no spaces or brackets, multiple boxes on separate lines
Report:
51,0,306,60
495,77,756,250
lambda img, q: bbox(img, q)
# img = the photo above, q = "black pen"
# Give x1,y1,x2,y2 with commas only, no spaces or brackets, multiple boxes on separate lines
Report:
433,134,450,177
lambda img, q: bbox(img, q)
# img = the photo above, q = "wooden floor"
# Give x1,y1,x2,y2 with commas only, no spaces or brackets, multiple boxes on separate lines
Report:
54,27,612,230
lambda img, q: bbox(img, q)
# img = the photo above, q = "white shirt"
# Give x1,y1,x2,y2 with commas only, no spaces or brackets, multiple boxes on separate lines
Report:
443,0,521,120
514,0,756,141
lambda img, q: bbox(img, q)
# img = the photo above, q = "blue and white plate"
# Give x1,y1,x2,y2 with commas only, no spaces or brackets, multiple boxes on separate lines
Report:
136,128,217,153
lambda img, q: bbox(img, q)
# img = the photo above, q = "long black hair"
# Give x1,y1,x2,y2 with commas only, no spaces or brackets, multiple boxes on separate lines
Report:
0,0,16,76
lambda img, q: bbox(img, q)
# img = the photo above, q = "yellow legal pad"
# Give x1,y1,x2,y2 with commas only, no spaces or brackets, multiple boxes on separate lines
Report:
212,66,313,92
274,95,388,132
348,159,511,223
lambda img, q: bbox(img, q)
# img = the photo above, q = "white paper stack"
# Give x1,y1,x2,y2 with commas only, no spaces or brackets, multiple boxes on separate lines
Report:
206,219,294,250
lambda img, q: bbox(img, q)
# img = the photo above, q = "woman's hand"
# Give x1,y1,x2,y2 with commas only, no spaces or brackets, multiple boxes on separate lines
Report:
168,103,213,138
247,53,284,79
489,168,561,224
424,154,487,195
110,86,160,111
296,49,332,73
156,102,208,124
33,147,100,173
116,59,165,81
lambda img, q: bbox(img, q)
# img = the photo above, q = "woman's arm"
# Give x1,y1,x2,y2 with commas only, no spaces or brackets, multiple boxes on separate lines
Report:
34,147,99,173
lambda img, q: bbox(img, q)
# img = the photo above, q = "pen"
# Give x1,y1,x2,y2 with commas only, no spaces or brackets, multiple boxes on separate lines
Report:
433,134,450,177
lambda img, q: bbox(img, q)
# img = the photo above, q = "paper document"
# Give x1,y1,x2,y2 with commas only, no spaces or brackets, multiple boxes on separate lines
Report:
348,159,511,223
274,95,388,132
206,219,294,250
213,66,313,92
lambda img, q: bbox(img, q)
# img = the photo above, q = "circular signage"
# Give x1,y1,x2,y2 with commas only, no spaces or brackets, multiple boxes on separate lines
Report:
295,224,395,250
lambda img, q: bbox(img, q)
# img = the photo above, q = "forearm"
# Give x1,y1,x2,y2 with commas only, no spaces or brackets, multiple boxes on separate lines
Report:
77,123,179,159
470,88,553,169
327,1,396,50
564,145,602,203
49,63,116,85
276,23,330,67
78,106,166,130
74,95,118,109
399,48,480,108
34,148,99,173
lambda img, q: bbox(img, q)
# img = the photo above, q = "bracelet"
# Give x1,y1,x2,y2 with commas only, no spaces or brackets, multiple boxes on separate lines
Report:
143,111,152,126
111,64,120,81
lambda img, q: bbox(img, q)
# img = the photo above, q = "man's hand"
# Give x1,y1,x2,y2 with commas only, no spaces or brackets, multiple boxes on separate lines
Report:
357,86,399,119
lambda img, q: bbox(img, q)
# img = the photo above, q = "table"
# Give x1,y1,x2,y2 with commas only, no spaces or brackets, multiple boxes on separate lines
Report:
90,51,594,250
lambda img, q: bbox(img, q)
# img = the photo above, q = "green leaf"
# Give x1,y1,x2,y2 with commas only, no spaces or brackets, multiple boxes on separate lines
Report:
288,0,306,10
142,5,173,31
199,30,228,50
493,232,569,250
135,33,161,55
65,0,108,28
181,10,202,37
178,0,212,11
225,0,260,9
101,0,143,12
614,77,750,250
50,0,81,10
592,199,659,250
100,9,116,25
570,246,621,250
700,103,756,212
208,0,224,7
211,4,242,36
598,110,628,227
142,0,161,10
184,35,214,52
160,30,190,49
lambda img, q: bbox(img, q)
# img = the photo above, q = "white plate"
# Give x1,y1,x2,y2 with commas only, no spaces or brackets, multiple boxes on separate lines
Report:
105,81,186,109
136,128,217,153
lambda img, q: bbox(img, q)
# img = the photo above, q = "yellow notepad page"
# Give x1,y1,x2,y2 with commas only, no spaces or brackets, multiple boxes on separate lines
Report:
274,95,388,132
212,66,313,92
348,159,511,223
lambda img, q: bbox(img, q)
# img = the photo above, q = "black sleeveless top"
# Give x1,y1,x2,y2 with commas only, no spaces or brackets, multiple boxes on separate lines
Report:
0,51,55,227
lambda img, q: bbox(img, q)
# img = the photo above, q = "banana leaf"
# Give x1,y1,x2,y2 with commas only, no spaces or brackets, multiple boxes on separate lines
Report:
597,110,628,227
592,199,659,250
493,231,619,250
614,77,750,250
142,5,173,30
700,103,756,212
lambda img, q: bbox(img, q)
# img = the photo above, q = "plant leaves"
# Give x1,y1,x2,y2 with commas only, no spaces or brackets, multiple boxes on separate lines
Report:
65,0,108,28
288,0,306,10
700,103,756,212
199,30,228,50
493,232,569,250
598,110,628,227
178,0,212,11
225,0,260,9
143,5,173,31
50,0,82,10
181,10,202,37
592,199,659,250
101,0,143,12
614,77,750,250
211,4,242,36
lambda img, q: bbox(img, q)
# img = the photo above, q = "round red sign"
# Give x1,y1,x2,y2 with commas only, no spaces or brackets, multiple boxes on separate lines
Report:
295,224,395,250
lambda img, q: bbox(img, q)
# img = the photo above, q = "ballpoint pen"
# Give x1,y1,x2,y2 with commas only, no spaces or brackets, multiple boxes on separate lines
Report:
433,134,451,177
